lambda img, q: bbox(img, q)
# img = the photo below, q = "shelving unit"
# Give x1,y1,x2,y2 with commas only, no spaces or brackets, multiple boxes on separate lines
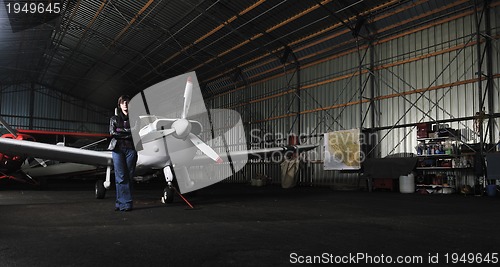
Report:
414,133,473,194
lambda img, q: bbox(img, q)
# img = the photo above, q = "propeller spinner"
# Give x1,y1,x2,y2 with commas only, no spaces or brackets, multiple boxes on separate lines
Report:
171,118,191,139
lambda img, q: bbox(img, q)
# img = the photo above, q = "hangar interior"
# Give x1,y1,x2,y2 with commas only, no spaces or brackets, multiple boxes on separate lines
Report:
0,0,499,192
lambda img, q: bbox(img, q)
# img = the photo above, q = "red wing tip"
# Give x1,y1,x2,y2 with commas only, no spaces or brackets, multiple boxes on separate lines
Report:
216,157,223,164
187,76,192,83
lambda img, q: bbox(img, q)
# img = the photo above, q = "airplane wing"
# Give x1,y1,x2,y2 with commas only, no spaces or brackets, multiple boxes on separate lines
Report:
17,129,110,138
0,133,315,166
0,137,112,166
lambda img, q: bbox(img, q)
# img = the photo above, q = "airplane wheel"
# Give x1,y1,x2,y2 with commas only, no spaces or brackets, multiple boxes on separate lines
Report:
95,180,106,199
161,186,174,204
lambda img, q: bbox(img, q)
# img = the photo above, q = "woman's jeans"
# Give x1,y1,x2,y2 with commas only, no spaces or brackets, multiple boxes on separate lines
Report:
112,147,137,210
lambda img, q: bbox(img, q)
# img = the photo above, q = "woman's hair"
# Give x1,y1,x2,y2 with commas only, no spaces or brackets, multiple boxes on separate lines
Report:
117,95,131,107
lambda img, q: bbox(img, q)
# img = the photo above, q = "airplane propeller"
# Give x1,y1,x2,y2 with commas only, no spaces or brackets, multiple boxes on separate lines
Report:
170,76,194,139
140,76,223,164
189,133,222,163
181,76,193,119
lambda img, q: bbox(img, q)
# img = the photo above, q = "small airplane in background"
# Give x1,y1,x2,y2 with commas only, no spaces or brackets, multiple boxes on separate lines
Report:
0,72,317,205
0,119,37,185
0,117,110,185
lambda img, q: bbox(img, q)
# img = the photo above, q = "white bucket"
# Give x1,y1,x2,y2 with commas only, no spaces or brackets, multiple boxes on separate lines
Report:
399,173,415,193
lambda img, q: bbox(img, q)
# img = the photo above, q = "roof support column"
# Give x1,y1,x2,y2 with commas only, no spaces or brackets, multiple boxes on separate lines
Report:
280,46,301,142
473,0,493,192
29,82,35,130
483,0,494,146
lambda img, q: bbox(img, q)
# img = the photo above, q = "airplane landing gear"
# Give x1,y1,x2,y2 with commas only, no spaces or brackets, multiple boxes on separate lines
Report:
161,165,194,208
96,166,111,199
162,166,175,204
161,185,174,204
95,180,106,199
95,166,111,199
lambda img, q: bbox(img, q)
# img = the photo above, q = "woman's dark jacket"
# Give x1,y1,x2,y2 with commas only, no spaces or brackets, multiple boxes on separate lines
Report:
107,112,135,151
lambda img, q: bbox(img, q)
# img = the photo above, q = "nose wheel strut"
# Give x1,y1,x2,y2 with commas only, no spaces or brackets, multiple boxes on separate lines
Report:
162,166,194,208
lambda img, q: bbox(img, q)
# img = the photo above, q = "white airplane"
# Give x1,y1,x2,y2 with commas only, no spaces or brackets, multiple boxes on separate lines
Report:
0,72,317,204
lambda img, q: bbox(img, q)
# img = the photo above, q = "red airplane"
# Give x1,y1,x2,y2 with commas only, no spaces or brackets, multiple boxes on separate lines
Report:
0,118,109,185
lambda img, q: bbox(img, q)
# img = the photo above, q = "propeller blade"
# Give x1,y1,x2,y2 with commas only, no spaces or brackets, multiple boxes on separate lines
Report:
0,116,18,137
188,133,222,163
141,128,175,143
181,76,193,119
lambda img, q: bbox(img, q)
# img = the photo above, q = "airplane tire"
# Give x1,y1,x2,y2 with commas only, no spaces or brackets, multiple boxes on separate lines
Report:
95,180,106,199
161,186,174,204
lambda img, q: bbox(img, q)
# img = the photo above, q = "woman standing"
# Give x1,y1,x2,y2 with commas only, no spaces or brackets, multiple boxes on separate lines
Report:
108,95,137,211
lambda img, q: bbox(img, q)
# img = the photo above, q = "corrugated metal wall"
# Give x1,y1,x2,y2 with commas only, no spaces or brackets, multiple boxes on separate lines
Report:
206,3,500,188
375,13,479,157
0,83,110,133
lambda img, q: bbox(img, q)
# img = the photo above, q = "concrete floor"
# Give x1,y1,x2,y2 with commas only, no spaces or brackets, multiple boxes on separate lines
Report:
1,179,499,267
